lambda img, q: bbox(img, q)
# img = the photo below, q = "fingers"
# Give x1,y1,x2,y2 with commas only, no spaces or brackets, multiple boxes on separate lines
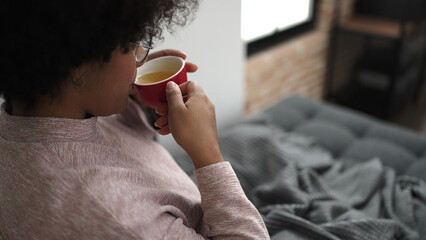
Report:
166,81,185,110
154,114,171,135
157,125,170,135
155,81,201,136
154,115,168,128
156,81,196,115
155,102,168,116
162,80,220,168
185,62,198,73
178,81,204,101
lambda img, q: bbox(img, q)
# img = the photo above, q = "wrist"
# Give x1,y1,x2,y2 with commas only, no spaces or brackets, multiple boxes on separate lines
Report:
188,145,224,169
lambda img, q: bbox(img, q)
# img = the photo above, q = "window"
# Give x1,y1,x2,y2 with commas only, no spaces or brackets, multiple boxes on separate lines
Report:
241,0,318,56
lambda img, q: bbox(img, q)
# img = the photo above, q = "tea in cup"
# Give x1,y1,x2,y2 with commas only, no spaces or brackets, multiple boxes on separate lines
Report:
134,56,187,108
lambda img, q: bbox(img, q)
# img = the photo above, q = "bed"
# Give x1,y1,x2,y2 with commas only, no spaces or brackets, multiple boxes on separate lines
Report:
174,95,426,240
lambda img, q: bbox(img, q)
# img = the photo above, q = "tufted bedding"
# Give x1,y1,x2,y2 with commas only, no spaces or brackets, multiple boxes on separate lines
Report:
174,95,426,239
261,96,426,181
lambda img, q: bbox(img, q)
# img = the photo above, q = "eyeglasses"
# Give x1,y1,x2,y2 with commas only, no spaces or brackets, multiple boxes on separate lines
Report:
134,42,151,63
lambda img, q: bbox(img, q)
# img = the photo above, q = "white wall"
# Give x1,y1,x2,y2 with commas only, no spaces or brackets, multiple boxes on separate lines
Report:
153,0,245,154
0,1,244,156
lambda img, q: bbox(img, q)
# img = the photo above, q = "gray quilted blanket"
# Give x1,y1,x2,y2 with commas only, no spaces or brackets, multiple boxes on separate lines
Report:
174,118,426,240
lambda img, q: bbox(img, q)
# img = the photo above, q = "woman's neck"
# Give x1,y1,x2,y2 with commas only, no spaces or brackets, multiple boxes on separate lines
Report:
11,94,87,119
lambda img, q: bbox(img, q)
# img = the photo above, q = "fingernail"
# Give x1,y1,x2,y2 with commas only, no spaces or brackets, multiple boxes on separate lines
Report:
167,81,177,90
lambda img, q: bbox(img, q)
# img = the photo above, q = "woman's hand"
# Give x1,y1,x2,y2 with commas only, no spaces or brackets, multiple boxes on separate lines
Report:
155,81,224,169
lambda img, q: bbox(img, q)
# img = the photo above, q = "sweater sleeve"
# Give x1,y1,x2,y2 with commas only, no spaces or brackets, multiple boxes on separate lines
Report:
37,162,268,240
92,162,270,240
65,163,270,240
193,162,270,239
4,162,269,240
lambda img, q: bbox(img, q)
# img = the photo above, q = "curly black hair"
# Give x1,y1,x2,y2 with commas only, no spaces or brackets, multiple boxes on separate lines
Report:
0,0,199,110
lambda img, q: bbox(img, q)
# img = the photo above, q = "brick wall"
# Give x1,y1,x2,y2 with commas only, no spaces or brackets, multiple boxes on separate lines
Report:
244,0,355,116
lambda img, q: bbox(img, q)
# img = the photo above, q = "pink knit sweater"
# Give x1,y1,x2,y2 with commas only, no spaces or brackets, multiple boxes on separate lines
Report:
0,99,269,239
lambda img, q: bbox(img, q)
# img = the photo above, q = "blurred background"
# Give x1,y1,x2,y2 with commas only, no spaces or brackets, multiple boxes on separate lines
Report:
157,0,426,153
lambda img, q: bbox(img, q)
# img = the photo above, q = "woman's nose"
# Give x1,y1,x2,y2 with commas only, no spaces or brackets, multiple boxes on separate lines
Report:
136,61,144,68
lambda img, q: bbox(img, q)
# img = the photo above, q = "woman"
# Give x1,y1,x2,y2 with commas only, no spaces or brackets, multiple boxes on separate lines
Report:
0,0,269,239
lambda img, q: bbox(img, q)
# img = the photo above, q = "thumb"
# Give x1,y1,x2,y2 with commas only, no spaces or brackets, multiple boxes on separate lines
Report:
166,81,184,108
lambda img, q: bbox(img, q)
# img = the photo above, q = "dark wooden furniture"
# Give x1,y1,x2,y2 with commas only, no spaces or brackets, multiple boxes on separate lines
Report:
326,0,426,119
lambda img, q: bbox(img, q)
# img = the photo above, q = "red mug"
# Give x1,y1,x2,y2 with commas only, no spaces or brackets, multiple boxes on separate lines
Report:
134,56,187,108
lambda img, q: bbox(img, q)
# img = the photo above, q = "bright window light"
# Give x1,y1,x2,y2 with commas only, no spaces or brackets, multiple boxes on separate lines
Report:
241,0,313,42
